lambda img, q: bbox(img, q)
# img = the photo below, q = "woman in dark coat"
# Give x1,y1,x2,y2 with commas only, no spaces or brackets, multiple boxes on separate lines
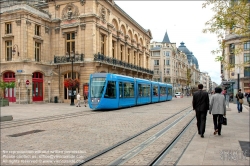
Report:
209,87,226,135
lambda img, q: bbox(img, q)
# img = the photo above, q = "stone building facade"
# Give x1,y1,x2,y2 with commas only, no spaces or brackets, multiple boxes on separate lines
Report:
221,34,250,93
0,0,153,104
150,31,200,95
200,72,212,92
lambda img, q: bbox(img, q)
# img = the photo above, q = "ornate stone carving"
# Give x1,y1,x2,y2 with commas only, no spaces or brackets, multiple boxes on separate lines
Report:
95,0,99,5
26,20,31,25
15,20,21,26
80,0,85,6
100,6,106,20
80,24,86,30
62,3,79,20
45,27,50,34
125,35,129,41
55,5,60,10
55,27,60,34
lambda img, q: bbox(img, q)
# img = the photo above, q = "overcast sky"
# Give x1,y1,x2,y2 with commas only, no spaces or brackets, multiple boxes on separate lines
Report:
115,1,221,85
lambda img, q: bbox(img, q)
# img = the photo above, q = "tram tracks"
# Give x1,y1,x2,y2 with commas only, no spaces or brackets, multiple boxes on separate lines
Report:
0,111,97,129
74,106,195,166
149,116,195,166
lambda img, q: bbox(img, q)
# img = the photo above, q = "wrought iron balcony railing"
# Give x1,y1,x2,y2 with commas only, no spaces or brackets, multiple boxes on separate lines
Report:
94,53,153,75
54,54,84,63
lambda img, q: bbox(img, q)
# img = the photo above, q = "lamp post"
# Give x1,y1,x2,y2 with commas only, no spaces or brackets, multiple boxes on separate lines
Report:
66,51,75,106
237,67,240,91
48,81,51,103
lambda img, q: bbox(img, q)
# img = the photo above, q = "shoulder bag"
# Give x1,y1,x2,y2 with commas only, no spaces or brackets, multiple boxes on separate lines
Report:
237,94,244,104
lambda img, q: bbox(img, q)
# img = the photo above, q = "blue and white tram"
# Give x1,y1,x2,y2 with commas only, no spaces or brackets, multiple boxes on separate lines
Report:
89,73,172,110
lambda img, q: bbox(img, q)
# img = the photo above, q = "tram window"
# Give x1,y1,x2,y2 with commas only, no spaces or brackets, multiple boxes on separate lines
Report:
119,82,123,98
124,82,134,98
90,77,106,98
143,84,150,97
160,87,166,95
139,84,150,97
104,81,116,98
168,88,172,95
138,84,142,97
153,85,158,96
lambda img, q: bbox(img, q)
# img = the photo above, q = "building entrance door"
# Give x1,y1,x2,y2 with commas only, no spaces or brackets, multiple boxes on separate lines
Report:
32,72,43,101
3,72,16,102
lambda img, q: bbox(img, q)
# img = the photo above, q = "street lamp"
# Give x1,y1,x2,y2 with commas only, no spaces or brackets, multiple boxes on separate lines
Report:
48,81,51,103
12,44,19,56
66,51,75,106
237,67,240,91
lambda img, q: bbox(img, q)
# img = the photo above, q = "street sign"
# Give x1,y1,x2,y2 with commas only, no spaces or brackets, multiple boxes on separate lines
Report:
16,70,23,73
26,80,30,85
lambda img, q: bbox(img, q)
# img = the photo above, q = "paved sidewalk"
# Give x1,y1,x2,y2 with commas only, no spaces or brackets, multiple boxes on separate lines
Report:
177,103,250,165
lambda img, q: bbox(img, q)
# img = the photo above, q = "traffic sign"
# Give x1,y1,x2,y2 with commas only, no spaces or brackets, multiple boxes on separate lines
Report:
26,80,30,85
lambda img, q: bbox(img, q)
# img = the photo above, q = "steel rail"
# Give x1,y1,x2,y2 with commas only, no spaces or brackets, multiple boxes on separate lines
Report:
73,106,192,166
149,116,196,166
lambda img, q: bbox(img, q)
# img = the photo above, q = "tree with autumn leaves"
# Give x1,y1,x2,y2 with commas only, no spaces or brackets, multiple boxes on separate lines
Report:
64,78,80,90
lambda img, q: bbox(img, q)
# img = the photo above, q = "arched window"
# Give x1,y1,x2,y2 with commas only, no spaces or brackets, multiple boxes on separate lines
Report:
4,72,15,79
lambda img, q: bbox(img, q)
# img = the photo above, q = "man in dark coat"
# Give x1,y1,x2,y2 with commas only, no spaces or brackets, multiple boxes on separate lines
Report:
235,89,244,112
192,84,209,138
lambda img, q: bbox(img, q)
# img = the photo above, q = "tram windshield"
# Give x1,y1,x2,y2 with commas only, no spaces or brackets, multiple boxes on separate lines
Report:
90,77,106,98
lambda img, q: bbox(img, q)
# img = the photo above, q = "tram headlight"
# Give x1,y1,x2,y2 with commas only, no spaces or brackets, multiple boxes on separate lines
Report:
92,99,94,102
98,100,100,102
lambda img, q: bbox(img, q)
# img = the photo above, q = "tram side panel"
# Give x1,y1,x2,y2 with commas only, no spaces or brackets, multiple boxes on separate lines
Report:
117,76,136,108
136,79,151,105
151,82,159,103
166,84,173,101
101,79,119,109
159,83,167,101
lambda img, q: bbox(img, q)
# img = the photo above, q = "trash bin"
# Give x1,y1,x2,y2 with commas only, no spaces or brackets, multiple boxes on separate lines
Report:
54,96,58,103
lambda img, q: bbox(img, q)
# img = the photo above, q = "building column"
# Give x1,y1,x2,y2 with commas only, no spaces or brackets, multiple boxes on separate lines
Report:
117,39,120,60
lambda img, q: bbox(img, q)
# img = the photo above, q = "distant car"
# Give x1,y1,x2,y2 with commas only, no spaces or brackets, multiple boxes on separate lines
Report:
175,92,182,98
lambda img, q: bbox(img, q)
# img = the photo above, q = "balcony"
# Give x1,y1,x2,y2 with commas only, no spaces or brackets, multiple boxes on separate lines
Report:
94,53,153,75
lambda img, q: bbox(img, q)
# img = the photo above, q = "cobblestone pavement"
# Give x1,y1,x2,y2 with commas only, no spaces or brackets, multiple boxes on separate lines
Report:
1,97,249,165
1,98,191,165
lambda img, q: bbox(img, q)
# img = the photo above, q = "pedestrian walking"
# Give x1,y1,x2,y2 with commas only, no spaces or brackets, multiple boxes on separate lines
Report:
192,84,210,138
209,87,226,136
84,93,88,107
222,88,227,99
245,92,250,107
76,93,81,107
229,93,233,102
235,89,244,113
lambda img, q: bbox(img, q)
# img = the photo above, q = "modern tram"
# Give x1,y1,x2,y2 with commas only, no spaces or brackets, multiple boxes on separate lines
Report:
88,73,172,110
